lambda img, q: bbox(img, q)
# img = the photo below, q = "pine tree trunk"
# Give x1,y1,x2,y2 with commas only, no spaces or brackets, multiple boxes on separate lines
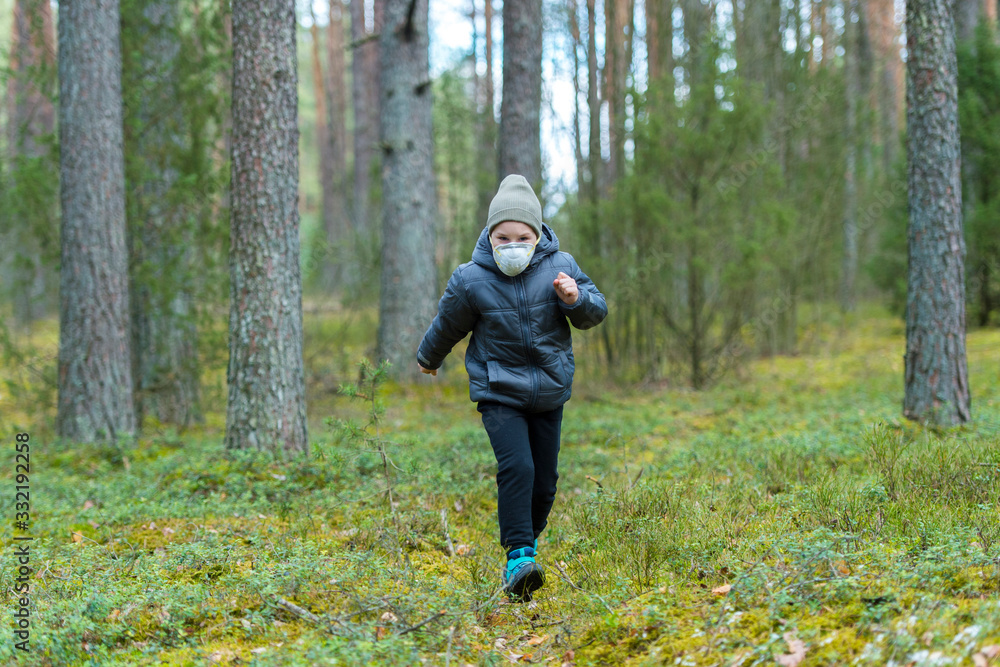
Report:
310,3,345,291
476,0,498,228
499,0,542,185
903,0,970,425
124,0,203,429
646,0,673,91
226,0,308,455
586,0,600,203
568,0,585,191
841,0,859,313
350,0,381,232
56,0,136,443
5,0,56,326
376,0,438,381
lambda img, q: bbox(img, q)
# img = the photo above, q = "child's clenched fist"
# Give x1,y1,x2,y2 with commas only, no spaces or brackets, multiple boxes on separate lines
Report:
553,271,579,305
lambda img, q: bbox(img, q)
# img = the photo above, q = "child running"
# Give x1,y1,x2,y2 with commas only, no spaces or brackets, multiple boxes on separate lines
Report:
416,174,608,602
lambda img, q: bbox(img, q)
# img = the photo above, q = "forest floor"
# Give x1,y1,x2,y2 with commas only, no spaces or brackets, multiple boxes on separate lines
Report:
1,308,1000,666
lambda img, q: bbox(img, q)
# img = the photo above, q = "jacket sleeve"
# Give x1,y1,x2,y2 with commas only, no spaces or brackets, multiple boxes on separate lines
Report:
558,257,608,330
416,268,477,370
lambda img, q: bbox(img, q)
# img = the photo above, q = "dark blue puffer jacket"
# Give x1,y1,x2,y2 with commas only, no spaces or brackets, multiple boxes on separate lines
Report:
416,224,607,413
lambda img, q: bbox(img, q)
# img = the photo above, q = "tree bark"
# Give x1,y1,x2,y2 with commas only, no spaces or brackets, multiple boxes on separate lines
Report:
841,0,859,313
903,0,970,425
311,2,347,290
586,0,600,203
226,0,308,455
499,0,543,186
350,0,381,232
646,0,673,92
376,0,438,381
476,0,498,229
56,0,136,443
5,0,56,326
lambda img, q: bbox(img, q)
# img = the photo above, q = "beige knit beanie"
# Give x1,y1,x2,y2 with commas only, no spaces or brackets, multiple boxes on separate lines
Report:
487,174,543,238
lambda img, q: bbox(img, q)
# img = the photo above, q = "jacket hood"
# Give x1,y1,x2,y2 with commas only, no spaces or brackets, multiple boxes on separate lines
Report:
471,223,560,274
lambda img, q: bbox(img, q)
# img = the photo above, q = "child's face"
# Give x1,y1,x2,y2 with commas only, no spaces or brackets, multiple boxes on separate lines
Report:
490,221,538,247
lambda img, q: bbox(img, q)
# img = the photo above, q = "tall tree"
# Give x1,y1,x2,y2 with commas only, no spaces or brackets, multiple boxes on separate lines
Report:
3,0,57,326
123,0,202,428
903,0,970,425
376,0,438,380
586,0,600,202
310,1,347,290
350,0,382,233
841,0,860,312
56,0,136,443
604,0,633,184
498,0,542,185
475,0,498,230
226,0,308,455
646,0,673,90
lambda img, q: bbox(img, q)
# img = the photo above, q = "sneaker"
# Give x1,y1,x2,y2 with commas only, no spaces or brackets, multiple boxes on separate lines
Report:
501,546,544,602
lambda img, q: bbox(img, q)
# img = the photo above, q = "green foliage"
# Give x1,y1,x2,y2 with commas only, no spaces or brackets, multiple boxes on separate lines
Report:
574,40,789,387
959,21,1000,327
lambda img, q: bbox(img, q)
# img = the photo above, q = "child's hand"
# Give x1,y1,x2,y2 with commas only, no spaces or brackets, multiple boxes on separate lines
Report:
418,363,437,376
553,271,579,305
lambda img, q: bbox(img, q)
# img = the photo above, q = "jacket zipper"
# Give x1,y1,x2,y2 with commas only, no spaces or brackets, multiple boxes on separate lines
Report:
515,272,539,411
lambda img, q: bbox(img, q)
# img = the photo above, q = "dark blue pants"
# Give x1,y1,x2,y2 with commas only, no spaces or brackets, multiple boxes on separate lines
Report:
477,402,563,556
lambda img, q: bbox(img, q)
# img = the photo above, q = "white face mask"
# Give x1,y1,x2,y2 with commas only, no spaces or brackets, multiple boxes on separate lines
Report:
493,241,537,276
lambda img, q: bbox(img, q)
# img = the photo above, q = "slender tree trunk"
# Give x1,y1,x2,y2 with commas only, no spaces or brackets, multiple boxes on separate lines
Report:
499,0,543,185
841,0,859,313
310,3,344,290
376,0,438,381
476,0,498,229
586,0,600,203
350,0,381,232
569,0,585,192
864,0,903,174
5,0,56,326
226,0,308,455
125,0,202,428
903,0,970,425
646,0,673,91
56,0,136,443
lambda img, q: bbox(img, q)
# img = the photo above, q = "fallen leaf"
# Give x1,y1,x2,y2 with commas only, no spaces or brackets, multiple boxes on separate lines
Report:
494,637,508,650
982,646,1000,659
505,652,524,663
454,500,464,512
833,560,850,575
82,500,95,511
712,584,732,595
71,531,83,543
526,634,549,646
147,522,156,530
380,612,399,623
161,527,175,535
562,648,575,666
776,632,806,667
974,654,988,667
251,647,266,654
375,626,389,641
107,609,120,620
455,544,472,556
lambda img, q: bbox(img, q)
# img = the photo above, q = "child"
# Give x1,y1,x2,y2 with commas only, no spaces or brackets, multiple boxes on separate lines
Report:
416,174,607,602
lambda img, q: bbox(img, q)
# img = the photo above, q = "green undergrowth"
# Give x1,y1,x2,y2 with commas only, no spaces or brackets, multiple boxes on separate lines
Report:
2,311,999,665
